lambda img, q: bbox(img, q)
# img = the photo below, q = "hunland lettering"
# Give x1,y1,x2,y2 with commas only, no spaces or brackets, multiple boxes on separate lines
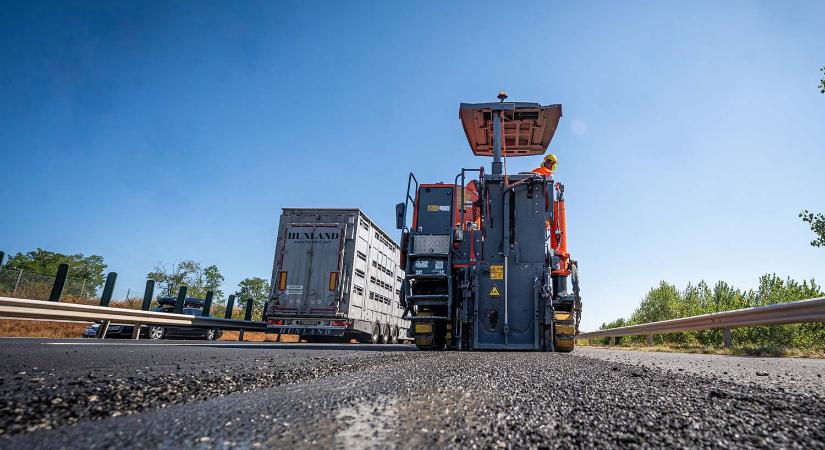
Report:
287,231,339,240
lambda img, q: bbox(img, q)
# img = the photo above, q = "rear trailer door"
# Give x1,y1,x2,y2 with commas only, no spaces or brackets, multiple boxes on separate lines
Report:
277,224,345,316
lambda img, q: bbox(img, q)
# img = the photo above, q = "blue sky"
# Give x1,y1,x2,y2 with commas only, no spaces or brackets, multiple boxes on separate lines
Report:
1,1,823,330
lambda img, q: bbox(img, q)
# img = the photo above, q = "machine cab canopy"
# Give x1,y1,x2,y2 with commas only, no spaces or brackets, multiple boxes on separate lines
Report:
459,102,562,157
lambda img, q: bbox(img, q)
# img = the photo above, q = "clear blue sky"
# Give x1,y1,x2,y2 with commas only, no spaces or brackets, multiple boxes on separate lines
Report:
1,1,823,330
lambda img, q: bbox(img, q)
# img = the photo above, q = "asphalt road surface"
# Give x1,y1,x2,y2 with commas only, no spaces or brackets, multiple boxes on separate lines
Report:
0,339,823,449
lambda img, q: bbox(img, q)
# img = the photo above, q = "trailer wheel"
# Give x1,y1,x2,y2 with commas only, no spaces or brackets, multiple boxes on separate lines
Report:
381,324,391,344
391,326,399,344
371,323,381,344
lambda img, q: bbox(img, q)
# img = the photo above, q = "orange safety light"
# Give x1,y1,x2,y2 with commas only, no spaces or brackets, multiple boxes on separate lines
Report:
278,271,288,290
329,272,339,291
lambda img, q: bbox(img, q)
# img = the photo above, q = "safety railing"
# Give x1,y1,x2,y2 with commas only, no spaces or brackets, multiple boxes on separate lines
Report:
577,296,825,347
0,251,267,340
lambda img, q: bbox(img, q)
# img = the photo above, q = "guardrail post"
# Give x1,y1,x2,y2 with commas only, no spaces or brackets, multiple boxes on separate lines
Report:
238,298,253,342
97,272,117,339
141,279,155,311
224,295,235,319
723,328,733,349
174,286,187,314
49,263,69,302
202,291,214,317
99,272,117,307
244,298,253,321
646,335,653,346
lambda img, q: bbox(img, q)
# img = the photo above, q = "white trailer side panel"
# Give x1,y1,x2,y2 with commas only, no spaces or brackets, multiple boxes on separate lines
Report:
267,208,408,339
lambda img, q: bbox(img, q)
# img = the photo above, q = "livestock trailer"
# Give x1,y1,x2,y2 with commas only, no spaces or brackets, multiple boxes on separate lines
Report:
264,208,410,343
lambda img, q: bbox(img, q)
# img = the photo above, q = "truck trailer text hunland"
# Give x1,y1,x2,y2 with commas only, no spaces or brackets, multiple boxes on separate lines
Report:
265,208,410,343
396,94,582,351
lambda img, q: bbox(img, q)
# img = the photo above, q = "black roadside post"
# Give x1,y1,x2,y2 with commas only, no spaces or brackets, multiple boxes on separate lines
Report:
99,272,117,307
98,272,117,339
202,291,214,317
244,298,254,321
174,286,187,314
141,280,155,311
239,298,253,342
133,279,156,340
224,295,235,319
49,263,70,302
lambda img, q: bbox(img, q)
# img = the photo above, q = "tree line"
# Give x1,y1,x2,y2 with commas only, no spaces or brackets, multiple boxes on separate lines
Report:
597,274,824,349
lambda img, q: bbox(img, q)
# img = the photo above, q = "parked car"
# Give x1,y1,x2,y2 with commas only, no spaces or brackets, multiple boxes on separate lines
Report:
81,297,223,340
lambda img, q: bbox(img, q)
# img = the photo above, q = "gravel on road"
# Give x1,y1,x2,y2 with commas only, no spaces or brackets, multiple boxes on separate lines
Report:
1,340,823,449
576,347,825,396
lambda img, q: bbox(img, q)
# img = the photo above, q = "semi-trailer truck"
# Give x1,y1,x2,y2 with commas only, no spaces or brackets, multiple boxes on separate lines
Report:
264,208,410,343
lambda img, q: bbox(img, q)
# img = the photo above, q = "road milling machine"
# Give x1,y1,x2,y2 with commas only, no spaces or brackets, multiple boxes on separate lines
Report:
395,94,581,351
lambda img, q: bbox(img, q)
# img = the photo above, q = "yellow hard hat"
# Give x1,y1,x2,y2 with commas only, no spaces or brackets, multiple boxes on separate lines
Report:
544,153,558,164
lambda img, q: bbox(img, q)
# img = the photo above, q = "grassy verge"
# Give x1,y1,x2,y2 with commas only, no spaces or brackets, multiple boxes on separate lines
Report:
577,340,825,358
0,320,87,338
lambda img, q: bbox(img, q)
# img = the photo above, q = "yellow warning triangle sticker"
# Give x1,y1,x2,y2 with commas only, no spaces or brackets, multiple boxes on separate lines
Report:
489,285,501,297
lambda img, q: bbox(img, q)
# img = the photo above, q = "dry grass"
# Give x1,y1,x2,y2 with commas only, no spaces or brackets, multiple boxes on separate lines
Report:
0,319,88,338
578,340,825,359
0,295,139,339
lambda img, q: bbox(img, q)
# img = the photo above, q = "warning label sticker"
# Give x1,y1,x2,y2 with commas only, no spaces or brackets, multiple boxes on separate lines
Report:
489,285,501,297
490,265,504,280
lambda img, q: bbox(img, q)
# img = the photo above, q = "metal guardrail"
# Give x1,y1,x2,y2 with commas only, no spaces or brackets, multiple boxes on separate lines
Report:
577,296,825,347
0,296,268,335
0,251,268,340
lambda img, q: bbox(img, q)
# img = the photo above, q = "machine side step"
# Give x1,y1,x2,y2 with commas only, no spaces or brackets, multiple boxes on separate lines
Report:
409,253,449,258
407,274,449,280
411,300,449,307
407,294,449,300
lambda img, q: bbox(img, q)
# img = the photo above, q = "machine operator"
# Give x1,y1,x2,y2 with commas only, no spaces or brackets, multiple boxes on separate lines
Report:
532,153,558,231
532,153,557,177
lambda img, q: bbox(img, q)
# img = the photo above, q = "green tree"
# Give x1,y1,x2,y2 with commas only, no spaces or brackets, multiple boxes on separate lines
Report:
4,248,107,293
799,209,825,247
235,277,271,320
597,274,824,351
597,317,627,345
147,260,224,301
629,281,685,343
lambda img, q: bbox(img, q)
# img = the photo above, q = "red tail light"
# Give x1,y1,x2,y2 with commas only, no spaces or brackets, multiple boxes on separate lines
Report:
329,272,339,291
331,320,350,327
278,271,288,290
267,319,284,325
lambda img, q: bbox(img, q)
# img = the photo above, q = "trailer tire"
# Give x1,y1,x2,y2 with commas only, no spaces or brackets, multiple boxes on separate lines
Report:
371,323,381,344
381,324,391,344
391,326,399,344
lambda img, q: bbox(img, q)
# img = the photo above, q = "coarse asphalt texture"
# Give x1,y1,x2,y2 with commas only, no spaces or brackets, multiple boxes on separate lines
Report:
0,339,823,449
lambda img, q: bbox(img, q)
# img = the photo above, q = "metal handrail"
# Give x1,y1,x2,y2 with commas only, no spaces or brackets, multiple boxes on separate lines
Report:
577,296,825,339
402,172,419,230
